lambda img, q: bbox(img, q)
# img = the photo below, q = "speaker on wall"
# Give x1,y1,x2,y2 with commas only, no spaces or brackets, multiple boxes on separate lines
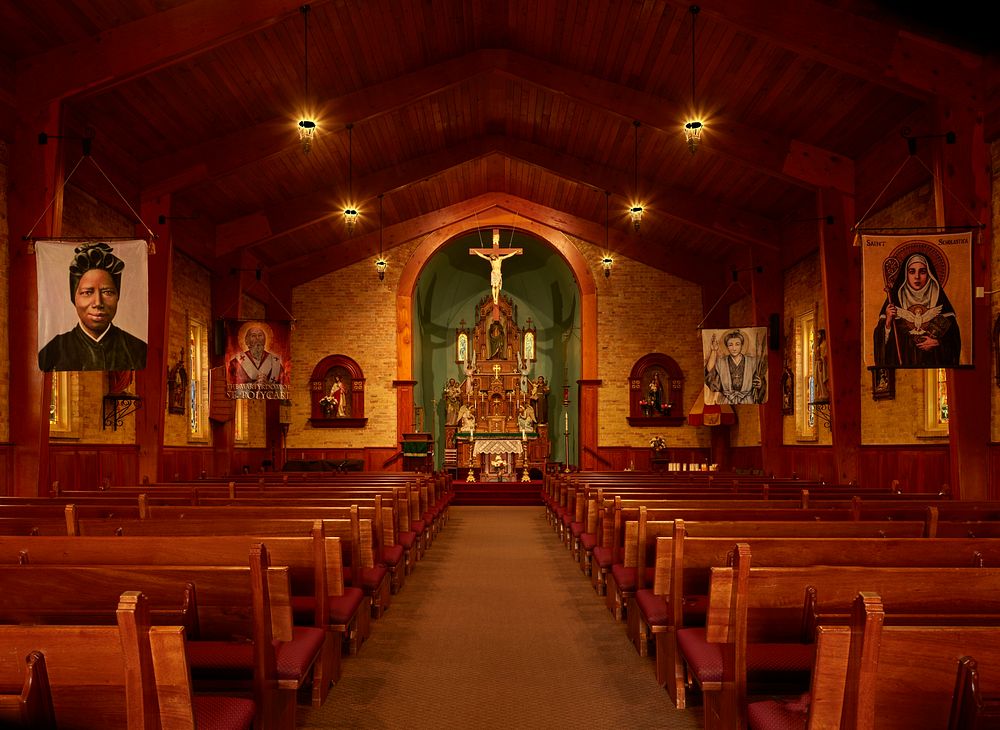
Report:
213,319,226,357
768,313,780,351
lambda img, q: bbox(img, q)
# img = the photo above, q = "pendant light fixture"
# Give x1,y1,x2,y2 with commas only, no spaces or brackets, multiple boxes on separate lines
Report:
602,190,613,278
629,121,643,231
375,193,387,280
297,5,316,153
344,123,358,234
683,5,704,154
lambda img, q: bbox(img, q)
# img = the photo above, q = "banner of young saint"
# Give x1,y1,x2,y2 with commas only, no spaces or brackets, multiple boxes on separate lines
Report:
862,233,972,369
36,239,149,372
224,319,291,399
701,326,769,405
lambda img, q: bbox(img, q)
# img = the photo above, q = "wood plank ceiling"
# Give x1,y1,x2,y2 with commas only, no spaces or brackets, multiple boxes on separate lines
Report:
1,0,996,288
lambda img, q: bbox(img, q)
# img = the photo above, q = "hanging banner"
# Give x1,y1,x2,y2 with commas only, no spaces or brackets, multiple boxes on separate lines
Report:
702,326,769,405
863,233,972,368
36,240,148,372
224,319,291,399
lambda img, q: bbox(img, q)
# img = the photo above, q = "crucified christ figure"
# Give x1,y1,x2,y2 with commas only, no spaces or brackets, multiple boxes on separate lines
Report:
470,229,522,306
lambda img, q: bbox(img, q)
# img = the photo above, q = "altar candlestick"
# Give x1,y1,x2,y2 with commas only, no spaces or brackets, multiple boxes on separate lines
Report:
564,411,569,433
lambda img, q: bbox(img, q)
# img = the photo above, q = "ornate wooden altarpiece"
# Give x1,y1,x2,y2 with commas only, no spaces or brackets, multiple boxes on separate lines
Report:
444,294,549,481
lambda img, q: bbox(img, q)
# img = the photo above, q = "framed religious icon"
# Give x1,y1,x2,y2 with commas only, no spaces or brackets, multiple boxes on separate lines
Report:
870,366,895,401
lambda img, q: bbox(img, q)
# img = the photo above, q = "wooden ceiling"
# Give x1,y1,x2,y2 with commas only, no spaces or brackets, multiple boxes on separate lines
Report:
1,0,996,288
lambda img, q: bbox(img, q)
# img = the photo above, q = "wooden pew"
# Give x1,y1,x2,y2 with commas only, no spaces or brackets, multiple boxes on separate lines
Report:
72,511,383,634
0,590,255,730
0,545,321,730
0,527,363,688
0,651,56,729
635,525,1000,707
947,656,1000,730
748,592,1000,729
681,546,1000,730
605,512,928,624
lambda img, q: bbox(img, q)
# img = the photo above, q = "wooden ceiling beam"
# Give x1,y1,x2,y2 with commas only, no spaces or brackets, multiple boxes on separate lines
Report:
495,50,854,194
16,0,332,111
143,47,848,204
270,192,714,289
141,50,501,199
689,0,985,106
216,134,776,258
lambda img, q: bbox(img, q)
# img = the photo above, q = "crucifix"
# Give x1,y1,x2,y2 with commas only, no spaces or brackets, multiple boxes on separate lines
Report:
470,228,522,319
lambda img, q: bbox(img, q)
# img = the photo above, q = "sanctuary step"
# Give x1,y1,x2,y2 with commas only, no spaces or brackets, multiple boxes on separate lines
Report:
451,481,543,506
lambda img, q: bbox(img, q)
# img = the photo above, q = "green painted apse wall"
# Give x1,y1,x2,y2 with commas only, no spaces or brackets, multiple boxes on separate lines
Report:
413,230,582,468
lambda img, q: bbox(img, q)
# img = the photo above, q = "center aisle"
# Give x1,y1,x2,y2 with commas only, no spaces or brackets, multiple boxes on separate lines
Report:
297,506,701,729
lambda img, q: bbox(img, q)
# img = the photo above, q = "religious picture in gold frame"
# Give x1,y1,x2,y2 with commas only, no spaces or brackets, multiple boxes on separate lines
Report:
456,331,469,364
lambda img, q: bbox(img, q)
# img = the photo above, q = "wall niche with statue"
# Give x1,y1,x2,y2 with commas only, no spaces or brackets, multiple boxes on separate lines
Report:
627,353,685,427
309,355,367,428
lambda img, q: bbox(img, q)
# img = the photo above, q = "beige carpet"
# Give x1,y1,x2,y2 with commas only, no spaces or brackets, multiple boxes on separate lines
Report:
296,506,703,729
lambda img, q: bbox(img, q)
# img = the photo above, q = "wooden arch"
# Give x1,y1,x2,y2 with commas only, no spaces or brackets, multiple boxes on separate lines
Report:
395,204,599,463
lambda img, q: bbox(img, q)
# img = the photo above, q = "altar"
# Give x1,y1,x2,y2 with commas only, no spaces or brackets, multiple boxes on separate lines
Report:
442,289,550,480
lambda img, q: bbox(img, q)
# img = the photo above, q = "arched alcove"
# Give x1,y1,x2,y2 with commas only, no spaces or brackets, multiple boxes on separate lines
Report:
395,207,599,470
308,355,367,428
627,353,685,427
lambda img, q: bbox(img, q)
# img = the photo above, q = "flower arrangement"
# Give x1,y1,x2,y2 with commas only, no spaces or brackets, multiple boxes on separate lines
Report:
649,436,666,450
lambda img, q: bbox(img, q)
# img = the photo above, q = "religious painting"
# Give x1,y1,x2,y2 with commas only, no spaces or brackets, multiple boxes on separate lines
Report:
870,366,895,401
167,348,188,414
701,327,769,405
456,330,469,364
35,239,149,372
863,233,972,368
781,362,794,415
224,319,291,399
319,367,351,418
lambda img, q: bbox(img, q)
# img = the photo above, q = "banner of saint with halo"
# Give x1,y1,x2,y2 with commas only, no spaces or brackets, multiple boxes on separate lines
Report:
224,319,292,399
862,233,972,369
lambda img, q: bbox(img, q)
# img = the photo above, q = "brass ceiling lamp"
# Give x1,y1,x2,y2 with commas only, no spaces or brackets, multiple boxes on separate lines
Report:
629,121,643,231
344,123,358,234
683,5,704,154
375,193,387,280
602,190,613,278
297,4,316,153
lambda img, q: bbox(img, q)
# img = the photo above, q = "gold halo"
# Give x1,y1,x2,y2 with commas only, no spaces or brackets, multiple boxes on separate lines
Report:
236,320,275,349
884,239,949,289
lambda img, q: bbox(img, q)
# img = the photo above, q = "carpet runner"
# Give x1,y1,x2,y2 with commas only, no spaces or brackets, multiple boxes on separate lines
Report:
450,480,543,506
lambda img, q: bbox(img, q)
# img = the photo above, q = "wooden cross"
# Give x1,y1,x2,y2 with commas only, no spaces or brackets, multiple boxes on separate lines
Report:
492,364,502,380
470,228,522,320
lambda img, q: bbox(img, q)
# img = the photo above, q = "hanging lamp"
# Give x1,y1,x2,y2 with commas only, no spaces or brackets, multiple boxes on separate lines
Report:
602,190,613,278
344,123,358,233
375,193,387,280
297,5,316,153
629,121,643,231
683,5,704,154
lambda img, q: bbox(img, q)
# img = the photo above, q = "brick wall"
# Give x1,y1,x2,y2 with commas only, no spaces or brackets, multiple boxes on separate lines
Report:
571,235,709,449
782,253,832,446
287,238,421,449
163,251,212,447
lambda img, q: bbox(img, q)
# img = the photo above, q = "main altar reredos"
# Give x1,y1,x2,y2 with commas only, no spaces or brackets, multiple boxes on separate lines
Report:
443,293,550,481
